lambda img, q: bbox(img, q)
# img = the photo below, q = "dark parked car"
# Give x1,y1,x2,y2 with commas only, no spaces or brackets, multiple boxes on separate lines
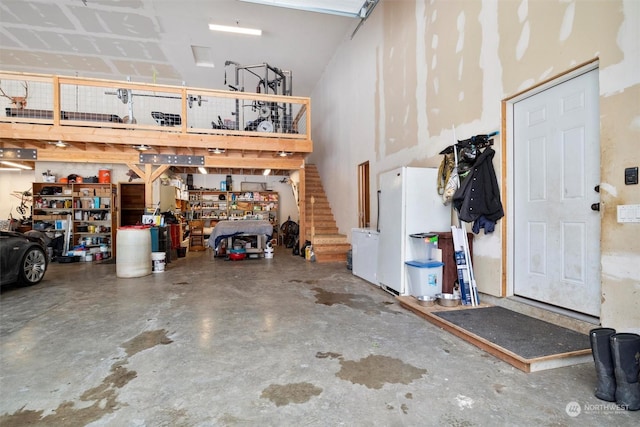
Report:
0,230,48,286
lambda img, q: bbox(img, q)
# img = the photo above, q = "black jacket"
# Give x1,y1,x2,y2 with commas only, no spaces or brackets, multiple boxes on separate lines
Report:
452,147,504,224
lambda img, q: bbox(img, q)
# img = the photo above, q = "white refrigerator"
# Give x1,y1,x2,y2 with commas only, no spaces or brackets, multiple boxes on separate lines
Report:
377,167,451,295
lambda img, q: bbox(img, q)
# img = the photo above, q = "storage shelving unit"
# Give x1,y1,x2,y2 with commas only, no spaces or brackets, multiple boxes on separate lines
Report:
189,190,228,223
189,190,279,226
32,184,74,247
228,191,279,225
160,182,189,214
32,182,117,260
72,183,116,260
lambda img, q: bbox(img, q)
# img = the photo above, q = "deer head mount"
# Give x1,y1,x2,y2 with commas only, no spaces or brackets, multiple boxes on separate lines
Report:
0,81,29,109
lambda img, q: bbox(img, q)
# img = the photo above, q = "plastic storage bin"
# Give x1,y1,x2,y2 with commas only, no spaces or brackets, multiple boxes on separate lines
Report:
405,260,444,298
409,232,438,260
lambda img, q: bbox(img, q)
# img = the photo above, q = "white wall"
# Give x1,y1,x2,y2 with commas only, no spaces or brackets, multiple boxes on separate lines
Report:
310,0,640,332
0,170,36,223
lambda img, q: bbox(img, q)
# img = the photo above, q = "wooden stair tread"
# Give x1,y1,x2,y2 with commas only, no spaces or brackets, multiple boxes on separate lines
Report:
303,164,349,263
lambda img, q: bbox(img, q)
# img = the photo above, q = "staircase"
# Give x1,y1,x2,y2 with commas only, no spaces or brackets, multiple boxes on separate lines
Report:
303,164,350,263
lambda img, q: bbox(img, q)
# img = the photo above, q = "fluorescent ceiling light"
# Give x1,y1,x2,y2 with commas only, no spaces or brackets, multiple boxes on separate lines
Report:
133,144,151,151
1,160,32,170
0,167,21,171
198,167,208,174
208,148,226,154
263,169,271,176
209,23,262,36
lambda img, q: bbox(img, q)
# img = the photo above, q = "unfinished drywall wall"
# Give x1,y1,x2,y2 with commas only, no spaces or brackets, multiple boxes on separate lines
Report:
599,84,640,332
311,0,639,332
498,0,624,92
422,0,483,135
377,0,419,156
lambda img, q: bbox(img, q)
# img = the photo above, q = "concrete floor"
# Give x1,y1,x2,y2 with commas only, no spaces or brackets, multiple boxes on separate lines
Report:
0,248,637,426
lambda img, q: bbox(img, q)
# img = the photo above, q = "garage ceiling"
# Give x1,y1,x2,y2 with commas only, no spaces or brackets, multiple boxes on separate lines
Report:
0,0,379,175
0,0,376,97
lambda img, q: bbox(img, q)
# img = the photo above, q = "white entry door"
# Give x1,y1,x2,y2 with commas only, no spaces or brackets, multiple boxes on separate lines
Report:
513,68,601,317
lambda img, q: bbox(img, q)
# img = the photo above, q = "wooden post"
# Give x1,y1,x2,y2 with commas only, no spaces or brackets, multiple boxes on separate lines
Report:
310,196,315,243
298,164,306,245
126,163,170,213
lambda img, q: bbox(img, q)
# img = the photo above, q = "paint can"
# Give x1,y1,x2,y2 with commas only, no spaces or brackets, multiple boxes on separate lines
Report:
98,169,111,183
151,252,166,273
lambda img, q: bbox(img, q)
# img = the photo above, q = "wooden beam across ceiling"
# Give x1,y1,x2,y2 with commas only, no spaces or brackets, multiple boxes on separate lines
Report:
0,71,313,176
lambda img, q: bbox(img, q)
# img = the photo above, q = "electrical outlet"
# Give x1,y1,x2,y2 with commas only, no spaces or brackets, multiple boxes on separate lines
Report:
625,167,638,185
617,204,640,223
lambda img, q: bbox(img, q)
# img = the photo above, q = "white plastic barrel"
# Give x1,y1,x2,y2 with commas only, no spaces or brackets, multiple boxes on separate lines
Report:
151,252,166,273
117,226,152,278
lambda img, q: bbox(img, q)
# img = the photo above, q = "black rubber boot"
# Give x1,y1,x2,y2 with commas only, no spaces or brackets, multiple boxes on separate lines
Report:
610,332,640,411
589,327,617,401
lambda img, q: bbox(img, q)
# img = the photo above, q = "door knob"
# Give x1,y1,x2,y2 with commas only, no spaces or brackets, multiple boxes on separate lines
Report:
591,203,600,211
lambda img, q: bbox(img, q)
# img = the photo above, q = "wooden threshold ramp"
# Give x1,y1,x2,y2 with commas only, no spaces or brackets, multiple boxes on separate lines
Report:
398,296,593,373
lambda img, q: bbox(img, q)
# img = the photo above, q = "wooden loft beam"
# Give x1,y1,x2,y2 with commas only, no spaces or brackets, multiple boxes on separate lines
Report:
0,123,312,152
35,147,304,169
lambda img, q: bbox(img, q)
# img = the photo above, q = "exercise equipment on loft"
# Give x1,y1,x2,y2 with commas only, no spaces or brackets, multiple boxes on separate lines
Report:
224,61,294,133
105,80,206,125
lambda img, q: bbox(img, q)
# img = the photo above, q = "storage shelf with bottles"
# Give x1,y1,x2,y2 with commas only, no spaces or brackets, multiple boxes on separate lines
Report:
32,182,117,261
228,191,279,225
188,190,279,225
32,183,74,233
71,183,116,260
189,191,228,221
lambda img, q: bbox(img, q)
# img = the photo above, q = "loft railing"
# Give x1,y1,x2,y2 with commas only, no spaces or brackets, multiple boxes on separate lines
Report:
0,71,310,140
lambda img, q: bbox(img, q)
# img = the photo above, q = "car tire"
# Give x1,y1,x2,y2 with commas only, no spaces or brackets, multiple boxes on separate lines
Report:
19,246,47,286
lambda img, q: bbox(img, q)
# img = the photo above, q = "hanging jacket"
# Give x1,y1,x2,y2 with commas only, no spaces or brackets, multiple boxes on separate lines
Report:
452,147,504,225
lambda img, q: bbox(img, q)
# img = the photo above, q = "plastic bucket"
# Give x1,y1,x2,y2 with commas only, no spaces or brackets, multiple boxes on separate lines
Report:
151,252,166,273
264,247,274,259
98,169,111,183
116,226,152,278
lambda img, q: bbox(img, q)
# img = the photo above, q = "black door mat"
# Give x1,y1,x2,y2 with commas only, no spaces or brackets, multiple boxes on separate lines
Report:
432,306,590,359
397,297,593,372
